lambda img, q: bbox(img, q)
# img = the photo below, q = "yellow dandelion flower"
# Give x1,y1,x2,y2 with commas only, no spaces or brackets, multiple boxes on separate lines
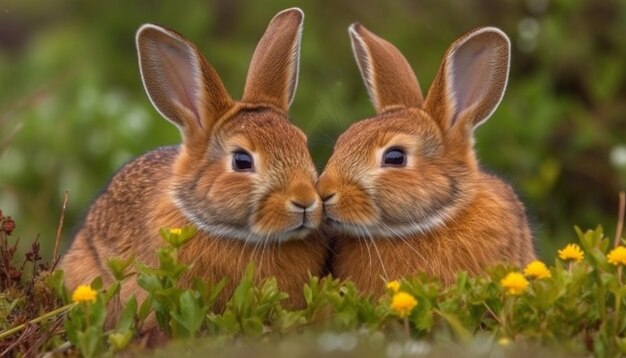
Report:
169,228,182,236
71,285,97,303
391,291,417,318
607,246,626,266
558,243,584,262
500,272,529,295
523,260,551,279
498,337,512,346
386,280,400,293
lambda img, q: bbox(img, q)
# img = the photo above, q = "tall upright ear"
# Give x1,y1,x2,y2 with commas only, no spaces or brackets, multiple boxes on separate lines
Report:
136,24,233,134
424,27,510,132
348,23,423,114
241,8,304,111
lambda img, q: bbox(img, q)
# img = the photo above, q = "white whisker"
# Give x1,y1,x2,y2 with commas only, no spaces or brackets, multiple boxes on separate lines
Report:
361,223,388,280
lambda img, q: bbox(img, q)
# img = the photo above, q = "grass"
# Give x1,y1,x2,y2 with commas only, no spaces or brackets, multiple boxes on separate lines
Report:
0,193,625,357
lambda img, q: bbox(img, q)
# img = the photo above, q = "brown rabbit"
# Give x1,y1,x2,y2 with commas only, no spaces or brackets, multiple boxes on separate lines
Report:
60,8,327,320
317,24,535,296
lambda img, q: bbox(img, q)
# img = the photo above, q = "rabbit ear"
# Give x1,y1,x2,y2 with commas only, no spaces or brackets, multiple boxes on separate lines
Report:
424,27,510,132
348,23,423,113
241,8,304,111
136,24,233,133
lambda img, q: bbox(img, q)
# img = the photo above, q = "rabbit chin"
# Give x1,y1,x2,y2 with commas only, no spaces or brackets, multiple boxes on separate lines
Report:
186,219,314,244
328,207,455,239
173,197,315,244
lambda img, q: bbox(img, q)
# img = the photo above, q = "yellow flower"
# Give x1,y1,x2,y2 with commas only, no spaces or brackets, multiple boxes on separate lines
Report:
498,337,512,346
558,243,584,262
71,285,97,303
391,291,417,318
169,228,182,236
523,260,551,279
386,280,400,293
607,246,626,266
500,272,529,295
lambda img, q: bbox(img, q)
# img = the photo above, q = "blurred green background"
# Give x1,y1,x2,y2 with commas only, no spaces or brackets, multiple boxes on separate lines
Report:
0,0,625,262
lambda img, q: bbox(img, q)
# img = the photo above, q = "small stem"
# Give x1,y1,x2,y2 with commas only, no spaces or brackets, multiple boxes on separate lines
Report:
614,191,625,248
53,191,69,266
0,303,76,340
403,316,410,338
0,233,10,291
483,302,502,325
616,266,622,318
84,302,91,328
502,297,515,337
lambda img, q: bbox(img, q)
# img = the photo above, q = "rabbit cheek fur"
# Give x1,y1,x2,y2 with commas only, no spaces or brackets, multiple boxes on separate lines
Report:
318,25,535,296
60,8,328,326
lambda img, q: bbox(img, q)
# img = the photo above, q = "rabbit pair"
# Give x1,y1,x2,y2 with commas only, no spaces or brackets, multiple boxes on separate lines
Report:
60,7,536,320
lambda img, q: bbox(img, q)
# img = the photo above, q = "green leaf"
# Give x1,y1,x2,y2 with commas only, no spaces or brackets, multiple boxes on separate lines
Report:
47,269,69,303
193,277,228,308
90,296,107,329
303,284,313,305
456,271,468,291
242,317,264,336
137,273,163,293
170,290,208,338
532,279,563,310
437,310,471,342
160,226,197,248
76,325,103,358
138,296,153,322
232,266,255,316
90,276,103,291
108,329,134,351
618,336,626,353
208,310,239,334
117,295,137,331
413,299,434,331
107,256,136,281
277,310,306,332
102,281,120,304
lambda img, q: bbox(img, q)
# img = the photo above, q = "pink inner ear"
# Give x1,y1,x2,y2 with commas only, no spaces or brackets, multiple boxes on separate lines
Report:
143,32,202,125
450,42,492,125
138,24,234,134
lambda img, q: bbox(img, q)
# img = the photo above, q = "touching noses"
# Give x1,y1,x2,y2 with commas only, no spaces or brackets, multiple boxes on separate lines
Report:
316,172,337,208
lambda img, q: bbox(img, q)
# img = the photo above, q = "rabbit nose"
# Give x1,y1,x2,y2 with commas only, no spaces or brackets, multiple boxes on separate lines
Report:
290,199,316,210
316,170,338,203
321,193,336,203
289,181,318,211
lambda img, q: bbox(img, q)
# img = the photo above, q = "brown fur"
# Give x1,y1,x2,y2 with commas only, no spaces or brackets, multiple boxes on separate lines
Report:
62,145,326,307
60,8,328,326
329,172,533,295
318,25,535,297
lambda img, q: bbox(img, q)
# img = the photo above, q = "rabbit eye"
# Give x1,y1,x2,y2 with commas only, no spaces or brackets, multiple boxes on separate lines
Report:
232,150,254,172
382,148,406,167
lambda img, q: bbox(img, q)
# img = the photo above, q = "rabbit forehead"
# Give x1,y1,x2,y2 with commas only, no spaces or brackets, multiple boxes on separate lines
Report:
333,108,443,162
218,110,315,175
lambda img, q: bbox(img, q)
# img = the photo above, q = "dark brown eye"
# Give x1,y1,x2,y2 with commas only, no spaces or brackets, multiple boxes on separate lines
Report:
382,148,406,167
233,150,254,171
